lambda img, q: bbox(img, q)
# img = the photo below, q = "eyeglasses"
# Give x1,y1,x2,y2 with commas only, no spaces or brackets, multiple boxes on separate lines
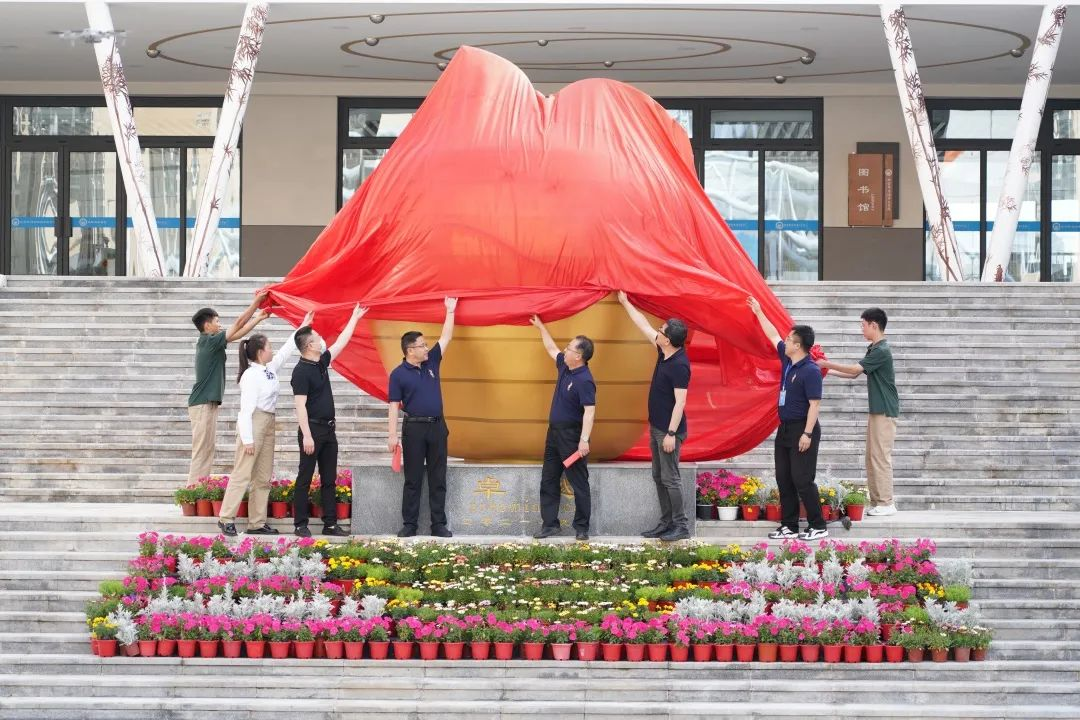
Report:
564,345,582,355
657,327,669,339
408,342,428,350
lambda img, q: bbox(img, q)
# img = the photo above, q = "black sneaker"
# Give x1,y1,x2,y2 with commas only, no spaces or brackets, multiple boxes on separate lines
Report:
800,527,829,541
641,523,670,539
322,525,349,537
217,521,237,537
246,524,279,535
659,528,691,542
431,526,453,538
294,526,312,538
397,526,417,538
575,532,590,542
533,526,561,539
768,526,799,540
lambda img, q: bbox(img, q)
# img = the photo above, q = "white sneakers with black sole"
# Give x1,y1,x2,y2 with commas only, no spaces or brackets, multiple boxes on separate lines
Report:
867,505,898,516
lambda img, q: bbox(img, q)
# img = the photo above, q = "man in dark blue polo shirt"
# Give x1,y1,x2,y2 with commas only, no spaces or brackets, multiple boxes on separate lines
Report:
748,296,827,541
387,297,457,538
617,291,692,542
529,314,596,541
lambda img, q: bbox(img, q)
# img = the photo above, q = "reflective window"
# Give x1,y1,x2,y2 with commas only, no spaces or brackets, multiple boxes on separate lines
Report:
710,109,813,140
347,108,414,138
930,109,1019,140
928,150,982,281
704,150,758,265
14,105,220,136
986,150,1041,282
764,150,820,281
342,148,388,205
1053,110,1080,140
1051,155,1080,282
666,108,693,138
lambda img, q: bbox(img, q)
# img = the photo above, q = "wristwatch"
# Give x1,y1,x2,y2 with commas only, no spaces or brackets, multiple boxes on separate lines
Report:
802,431,813,438
666,430,677,437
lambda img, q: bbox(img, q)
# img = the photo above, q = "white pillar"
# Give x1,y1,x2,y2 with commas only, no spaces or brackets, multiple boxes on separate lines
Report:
184,1,270,277
983,5,1067,282
85,1,165,277
881,5,965,281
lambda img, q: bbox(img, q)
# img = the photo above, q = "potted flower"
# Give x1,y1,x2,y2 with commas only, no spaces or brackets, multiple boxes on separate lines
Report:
755,617,781,663
641,619,669,662
732,622,757,662
926,627,951,662
843,488,868,521
268,478,293,519
91,617,118,657
896,625,927,663
943,584,971,609
393,616,419,659
439,616,467,660
338,617,364,660
713,471,744,521
599,616,624,661
695,472,718,520
764,486,781,523
710,621,737,662
364,620,391,660
518,619,548,661
544,624,574,661
575,624,601,661
775,618,801,663
738,475,764,521
173,485,198,516
969,626,992,662
205,475,228,516
467,622,493,660
818,622,846,664
335,469,353,521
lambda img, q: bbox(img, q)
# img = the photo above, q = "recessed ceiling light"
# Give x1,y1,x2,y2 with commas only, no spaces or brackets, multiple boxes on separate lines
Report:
800,26,819,32
332,25,348,30
567,26,586,30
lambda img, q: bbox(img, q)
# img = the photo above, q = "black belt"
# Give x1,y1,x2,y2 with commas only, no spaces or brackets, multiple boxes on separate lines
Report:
309,418,336,427
403,416,441,423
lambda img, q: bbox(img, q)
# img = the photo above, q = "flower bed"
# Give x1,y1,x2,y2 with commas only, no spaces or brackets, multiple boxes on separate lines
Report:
85,535,990,662
176,470,353,519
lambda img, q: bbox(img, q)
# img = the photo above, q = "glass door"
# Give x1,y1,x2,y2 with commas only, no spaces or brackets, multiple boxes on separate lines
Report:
68,150,118,275
9,150,59,274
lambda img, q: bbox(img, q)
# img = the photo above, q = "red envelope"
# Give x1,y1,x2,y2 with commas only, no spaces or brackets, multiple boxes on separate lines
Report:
562,450,582,468
391,443,403,473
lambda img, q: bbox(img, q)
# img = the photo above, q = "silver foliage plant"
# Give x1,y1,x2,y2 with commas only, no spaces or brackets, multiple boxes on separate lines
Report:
936,558,974,587
107,607,138,646
360,595,388,620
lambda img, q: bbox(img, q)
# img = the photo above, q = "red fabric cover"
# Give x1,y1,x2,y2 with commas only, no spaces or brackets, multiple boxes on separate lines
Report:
264,46,800,462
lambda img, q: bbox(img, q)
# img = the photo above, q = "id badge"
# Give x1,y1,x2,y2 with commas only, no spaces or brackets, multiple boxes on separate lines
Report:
778,388,787,407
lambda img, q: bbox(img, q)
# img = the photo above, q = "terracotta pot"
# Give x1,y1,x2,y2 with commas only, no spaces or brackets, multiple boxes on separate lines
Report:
864,644,884,663
245,640,266,658
494,641,515,660
196,499,213,517
337,503,351,520
156,638,176,657
846,504,865,521
601,642,623,662
89,637,99,655
269,641,291,659
624,644,646,662
735,644,755,662
907,648,925,663
418,641,440,660
843,644,862,663
177,639,197,658
931,648,948,663
740,505,761,522
237,501,248,518
692,644,713,662
646,643,668,662
670,644,689,662
880,623,896,643
885,645,905,663
551,643,573,661
221,640,242,659
765,504,781,522
953,647,971,662
443,641,465,660
392,641,414,659
522,642,545,661
469,641,491,660
779,644,799,662
575,641,599,661
821,505,833,522
756,643,778,663
97,639,118,657
136,639,156,657
323,640,344,660
122,642,140,657
180,503,197,517
270,501,288,519
344,641,364,660
713,644,734,662
822,644,842,663
799,644,820,663
368,641,390,660
211,500,223,516
972,648,988,661
198,640,219,658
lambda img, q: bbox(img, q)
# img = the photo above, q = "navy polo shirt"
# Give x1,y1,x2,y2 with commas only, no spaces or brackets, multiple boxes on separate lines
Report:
387,342,444,417
648,346,691,434
776,340,822,422
548,352,596,424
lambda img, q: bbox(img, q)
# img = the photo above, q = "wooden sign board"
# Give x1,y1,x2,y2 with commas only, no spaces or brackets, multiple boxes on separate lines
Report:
848,153,884,226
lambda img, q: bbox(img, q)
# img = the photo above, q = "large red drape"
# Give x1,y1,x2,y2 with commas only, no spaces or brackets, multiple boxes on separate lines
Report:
264,46,794,462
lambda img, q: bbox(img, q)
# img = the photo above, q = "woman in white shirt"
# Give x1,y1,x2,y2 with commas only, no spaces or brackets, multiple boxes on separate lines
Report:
218,312,311,536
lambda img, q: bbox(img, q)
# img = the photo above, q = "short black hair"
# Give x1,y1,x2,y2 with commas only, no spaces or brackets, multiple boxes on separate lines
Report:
401,331,423,355
192,308,218,332
665,318,688,347
861,307,888,332
295,325,315,351
573,335,594,362
790,324,815,351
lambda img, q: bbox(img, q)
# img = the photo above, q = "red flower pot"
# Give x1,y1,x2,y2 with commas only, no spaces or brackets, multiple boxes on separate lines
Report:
953,647,971,662
469,641,491,660
344,641,364,660
138,640,157,657
392,641,414,659
494,642,515,660
419,641,440,660
972,648,987,661
757,643,778,663
799,502,807,520
575,642,599,661
211,500,223,516
323,640,344,660
800,644,820,663
713,644,734,662
269,641,291,659
907,648,925,663
864,645,884,663
646,643,668,662
522,642,545,661
443,642,465,660
221,640,243,659
843,644,862,663
601,643,623,662
311,504,323,519
624,644,646,662
880,623,896,643
368,641,390,660
156,638,176,657
97,639,118,657
196,499,213,517
846,504,865,521
735,644,755,662
270,501,288,519
180,503,197,517
337,503,351,520
551,643,573,661
779,644,799,662
740,505,761,521
931,648,948,663
198,640,220,658
237,501,248,518
885,645,904,663
821,505,833,522
177,639,197,658
822,644,842,663
692,644,713,662
765,504,781,522
245,640,266,658
670,644,689,662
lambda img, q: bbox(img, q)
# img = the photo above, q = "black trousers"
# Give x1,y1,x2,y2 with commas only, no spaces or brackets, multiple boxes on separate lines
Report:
294,424,339,528
775,419,825,531
539,422,591,533
401,418,449,530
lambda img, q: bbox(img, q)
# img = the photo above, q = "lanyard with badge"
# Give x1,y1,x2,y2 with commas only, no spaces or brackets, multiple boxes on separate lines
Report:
779,363,796,407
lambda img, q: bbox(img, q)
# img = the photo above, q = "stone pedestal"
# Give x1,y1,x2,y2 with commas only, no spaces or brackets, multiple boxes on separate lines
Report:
352,463,697,537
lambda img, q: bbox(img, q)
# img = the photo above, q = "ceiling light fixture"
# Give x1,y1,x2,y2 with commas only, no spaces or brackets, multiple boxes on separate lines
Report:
773,75,787,84
369,14,385,24
364,37,379,47
603,60,615,68
799,53,815,65
437,61,447,71
537,39,549,47
52,28,125,46
1009,47,1025,58
145,47,160,58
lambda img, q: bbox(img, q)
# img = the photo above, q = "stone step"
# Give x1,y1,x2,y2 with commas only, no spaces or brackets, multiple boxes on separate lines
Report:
0,612,85,634
0,591,96,613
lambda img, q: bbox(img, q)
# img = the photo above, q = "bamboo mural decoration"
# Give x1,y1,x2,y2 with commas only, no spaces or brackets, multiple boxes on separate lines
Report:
983,5,1066,282
184,1,269,277
880,5,964,281
85,0,165,277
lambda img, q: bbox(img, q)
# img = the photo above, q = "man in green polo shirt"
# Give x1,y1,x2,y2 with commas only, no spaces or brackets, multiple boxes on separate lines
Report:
818,307,900,516
187,292,268,485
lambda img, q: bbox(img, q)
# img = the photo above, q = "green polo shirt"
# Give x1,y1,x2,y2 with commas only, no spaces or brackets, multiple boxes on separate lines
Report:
859,339,899,418
188,330,228,407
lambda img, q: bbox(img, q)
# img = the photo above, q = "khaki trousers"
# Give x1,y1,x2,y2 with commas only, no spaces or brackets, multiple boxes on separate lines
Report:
187,403,220,484
220,410,275,527
866,414,898,507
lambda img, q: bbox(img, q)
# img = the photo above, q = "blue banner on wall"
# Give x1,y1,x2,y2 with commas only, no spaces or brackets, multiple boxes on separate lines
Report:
10,215,240,230
725,219,819,232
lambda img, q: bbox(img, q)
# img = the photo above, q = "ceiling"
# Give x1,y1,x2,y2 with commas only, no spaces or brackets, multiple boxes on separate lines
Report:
0,2,1068,89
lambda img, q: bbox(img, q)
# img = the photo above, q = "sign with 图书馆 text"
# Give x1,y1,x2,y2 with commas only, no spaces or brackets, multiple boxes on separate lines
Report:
848,153,885,226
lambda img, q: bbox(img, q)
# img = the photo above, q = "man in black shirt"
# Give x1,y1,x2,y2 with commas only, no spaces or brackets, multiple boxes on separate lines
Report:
291,303,367,538
618,291,692,541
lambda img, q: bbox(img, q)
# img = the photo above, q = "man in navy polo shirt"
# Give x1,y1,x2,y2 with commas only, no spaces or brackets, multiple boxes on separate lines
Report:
617,291,692,542
748,296,828,541
387,297,457,538
529,314,596,541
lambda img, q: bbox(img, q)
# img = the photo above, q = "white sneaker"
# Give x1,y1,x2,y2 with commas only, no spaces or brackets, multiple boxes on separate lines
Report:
867,505,897,516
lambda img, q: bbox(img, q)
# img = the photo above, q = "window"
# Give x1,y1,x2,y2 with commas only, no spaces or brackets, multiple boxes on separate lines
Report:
339,99,420,208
